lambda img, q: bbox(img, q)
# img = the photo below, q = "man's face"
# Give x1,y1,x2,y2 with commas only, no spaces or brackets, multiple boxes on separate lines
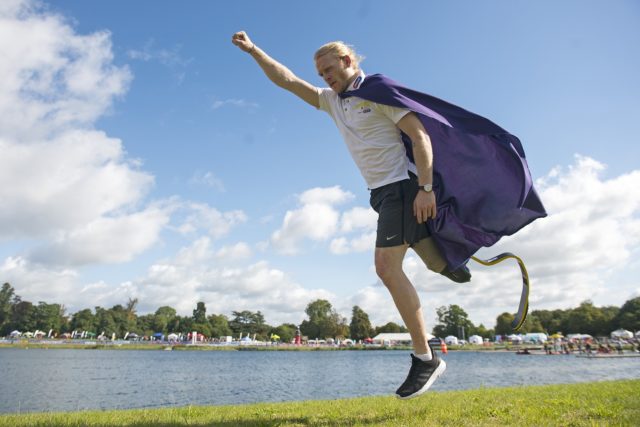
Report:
315,53,356,93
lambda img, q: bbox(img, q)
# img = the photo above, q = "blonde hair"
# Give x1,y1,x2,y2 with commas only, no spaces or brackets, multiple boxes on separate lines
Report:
314,41,365,70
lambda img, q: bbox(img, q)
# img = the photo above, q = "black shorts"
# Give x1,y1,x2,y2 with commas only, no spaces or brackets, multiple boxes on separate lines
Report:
369,172,431,248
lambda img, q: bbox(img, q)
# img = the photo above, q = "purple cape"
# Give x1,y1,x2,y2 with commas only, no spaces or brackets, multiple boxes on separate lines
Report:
341,74,546,269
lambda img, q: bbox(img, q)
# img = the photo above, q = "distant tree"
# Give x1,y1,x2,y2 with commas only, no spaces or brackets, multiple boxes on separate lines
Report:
331,312,350,339
494,312,515,337
34,302,67,335
173,315,193,334
153,306,177,333
300,299,348,340
270,323,297,343
516,315,545,334
432,304,474,339
136,313,155,336
613,297,640,332
108,304,131,337
349,306,373,340
70,308,96,333
125,298,138,332
565,300,617,336
300,299,333,340
0,283,16,334
229,310,269,339
192,302,207,324
191,322,212,338
530,309,569,335
10,300,37,332
470,323,493,339
94,306,117,337
374,322,408,335
208,313,233,338
600,305,620,335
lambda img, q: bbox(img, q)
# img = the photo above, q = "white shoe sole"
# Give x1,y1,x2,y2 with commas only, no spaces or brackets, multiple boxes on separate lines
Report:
396,359,447,400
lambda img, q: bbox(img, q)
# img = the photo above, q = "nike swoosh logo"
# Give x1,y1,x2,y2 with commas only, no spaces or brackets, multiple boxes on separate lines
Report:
386,235,398,240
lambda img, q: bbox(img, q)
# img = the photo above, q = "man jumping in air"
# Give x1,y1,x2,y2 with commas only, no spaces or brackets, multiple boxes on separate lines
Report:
231,31,545,399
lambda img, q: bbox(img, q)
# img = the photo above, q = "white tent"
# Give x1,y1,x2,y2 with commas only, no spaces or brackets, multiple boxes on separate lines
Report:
611,329,633,339
468,335,483,345
567,333,592,340
507,334,523,343
372,333,423,345
524,332,548,343
445,335,459,345
167,333,179,342
9,330,21,338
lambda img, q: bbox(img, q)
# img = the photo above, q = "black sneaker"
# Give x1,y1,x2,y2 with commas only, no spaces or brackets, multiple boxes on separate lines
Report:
440,264,471,283
395,351,447,399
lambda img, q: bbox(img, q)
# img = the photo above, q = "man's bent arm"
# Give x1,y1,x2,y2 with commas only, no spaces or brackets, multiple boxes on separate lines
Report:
232,31,319,108
397,113,436,222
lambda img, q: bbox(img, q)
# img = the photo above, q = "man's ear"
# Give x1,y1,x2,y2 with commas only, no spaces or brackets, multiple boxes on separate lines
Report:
342,55,352,67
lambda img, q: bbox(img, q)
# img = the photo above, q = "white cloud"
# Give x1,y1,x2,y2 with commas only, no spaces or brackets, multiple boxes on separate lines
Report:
271,186,354,255
215,242,252,261
0,131,154,239
189,171,225,192
0,1,131,141
330,207,377,254
330,232,376,255
211,98,259,110
135,238,333,324
0,0,168,270
0,256,78,303
127,39,192,84
176,202,247,239
339,206,377,233
28,206,171,266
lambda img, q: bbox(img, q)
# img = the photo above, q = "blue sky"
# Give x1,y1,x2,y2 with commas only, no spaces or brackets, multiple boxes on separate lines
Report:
1,0,639,331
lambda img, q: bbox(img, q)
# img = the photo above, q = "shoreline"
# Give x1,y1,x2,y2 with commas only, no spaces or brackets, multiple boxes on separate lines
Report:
0,340,526,352
3,340,638,356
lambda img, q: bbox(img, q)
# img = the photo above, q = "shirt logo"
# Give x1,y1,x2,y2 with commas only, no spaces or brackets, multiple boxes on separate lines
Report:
355,101,372,114
352,75,362,89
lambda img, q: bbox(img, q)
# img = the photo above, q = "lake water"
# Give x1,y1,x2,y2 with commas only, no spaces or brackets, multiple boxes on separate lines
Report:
1,348,639,414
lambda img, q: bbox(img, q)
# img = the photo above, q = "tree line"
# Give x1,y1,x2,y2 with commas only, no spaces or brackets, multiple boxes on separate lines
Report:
433,299,640,339
1,282,638,342
0,283,404,342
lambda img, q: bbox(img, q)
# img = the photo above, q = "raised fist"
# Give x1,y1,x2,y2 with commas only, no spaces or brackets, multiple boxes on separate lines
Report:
232,31,254,53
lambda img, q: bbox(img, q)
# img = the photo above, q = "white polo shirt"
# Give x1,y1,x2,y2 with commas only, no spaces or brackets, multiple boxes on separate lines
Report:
317,71,417,189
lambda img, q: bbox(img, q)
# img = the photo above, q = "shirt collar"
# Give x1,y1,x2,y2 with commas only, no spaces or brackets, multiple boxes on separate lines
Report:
346,70,366,92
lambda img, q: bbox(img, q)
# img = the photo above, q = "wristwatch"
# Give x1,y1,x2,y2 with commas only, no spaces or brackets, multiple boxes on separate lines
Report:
420,184,433,193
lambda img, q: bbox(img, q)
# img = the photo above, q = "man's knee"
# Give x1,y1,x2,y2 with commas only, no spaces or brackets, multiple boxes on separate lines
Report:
375,247,405,285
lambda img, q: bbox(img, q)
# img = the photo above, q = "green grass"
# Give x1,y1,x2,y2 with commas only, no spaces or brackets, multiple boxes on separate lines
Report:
1,379,639,426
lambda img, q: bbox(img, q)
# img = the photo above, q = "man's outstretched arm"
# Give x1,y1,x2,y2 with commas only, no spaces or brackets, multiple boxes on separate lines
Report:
232,31,320,108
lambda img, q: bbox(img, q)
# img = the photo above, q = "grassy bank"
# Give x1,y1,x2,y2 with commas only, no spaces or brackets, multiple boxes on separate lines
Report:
1,379,638,426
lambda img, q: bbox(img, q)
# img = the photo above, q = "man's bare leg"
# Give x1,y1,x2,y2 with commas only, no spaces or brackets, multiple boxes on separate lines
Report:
375,244,430,356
